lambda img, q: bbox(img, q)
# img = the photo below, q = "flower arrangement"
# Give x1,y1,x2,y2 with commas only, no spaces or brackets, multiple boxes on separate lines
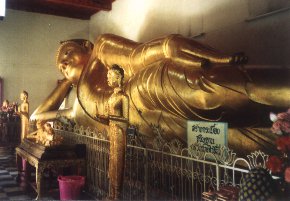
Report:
266,108,290,183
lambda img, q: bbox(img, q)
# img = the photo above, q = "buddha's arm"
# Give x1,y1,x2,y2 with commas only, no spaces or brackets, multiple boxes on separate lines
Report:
93,34,137,76
17,103,28,116
31,108,73,122
163,34,234,65
77,59,112,122
94,34,241,78
21,104,29,117
30,78,72,120
106,95,129,123
122,95,129,120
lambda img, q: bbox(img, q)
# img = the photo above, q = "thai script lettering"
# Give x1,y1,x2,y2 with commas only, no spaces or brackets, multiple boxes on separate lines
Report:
188,121,227,155
196,134,221,154
196,134,215,145
192,123,220,134
201,144,221,155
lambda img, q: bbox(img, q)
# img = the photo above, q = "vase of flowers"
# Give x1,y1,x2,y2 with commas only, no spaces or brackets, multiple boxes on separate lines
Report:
266,108,290,199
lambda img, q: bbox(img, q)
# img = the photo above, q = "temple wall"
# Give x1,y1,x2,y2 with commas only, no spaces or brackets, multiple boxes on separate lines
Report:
0,9,89,112
90,0,290,67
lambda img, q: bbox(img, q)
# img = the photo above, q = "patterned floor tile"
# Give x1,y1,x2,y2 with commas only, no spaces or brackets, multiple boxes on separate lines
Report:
3,186,23,192
0,174,14,179
0,180,18,186
0,170,9,173
0,145,93,200
0,145,36,200
6,195,32,200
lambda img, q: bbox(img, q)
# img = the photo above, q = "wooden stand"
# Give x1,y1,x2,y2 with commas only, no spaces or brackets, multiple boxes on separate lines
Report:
15,139,86,200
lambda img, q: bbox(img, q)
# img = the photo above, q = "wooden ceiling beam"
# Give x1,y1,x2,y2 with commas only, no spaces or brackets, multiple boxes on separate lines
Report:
45,0,113,11
6,0,114,19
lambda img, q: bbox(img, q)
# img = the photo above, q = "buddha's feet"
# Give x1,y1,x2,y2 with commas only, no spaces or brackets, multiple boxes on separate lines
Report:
230,52,248,65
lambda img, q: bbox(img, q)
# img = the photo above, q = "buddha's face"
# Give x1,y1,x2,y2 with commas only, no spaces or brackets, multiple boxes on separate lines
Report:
36,121,44,129
56,42,90,85
107,69,121,88
44,123,53,132
20,93,27,101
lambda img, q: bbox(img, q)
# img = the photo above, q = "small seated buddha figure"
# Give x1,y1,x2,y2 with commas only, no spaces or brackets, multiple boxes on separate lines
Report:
27,121,63,147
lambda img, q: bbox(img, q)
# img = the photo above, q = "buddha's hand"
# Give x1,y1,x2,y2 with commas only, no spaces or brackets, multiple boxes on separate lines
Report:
30,114,37,121
95,114,109,125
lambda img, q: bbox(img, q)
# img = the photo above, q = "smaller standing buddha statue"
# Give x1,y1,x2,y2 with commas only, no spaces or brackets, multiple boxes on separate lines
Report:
97,64,129,200
18,91,29,141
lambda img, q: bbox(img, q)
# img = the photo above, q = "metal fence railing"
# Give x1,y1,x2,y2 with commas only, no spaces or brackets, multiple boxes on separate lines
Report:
54,123,268,201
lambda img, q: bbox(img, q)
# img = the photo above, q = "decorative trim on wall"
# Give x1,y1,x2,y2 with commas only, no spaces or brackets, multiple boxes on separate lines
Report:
245,6,290,22
192,32,206,39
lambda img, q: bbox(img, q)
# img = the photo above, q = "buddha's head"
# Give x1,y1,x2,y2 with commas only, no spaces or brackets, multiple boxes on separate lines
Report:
20,90,28,101
107,64,124,88
56,39,93,85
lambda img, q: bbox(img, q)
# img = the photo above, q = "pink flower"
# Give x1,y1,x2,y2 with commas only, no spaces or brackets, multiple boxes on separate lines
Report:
285,167,290,183
271,121,283,135
269,109,290,183
266,155,283,173
280,120,290,133
277,112,290,121
271,120,290,134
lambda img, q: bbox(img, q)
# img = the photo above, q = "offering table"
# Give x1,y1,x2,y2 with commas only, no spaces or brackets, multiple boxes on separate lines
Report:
15,139,86,199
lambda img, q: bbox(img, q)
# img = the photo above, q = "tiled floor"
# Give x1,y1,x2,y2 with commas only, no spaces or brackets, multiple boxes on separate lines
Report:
0,145,37,200
0,144,95,200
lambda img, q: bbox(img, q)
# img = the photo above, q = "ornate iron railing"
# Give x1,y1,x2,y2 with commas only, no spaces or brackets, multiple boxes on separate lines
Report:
54,123,268,200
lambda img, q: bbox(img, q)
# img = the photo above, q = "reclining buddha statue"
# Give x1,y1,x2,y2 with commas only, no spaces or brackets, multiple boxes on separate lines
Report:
30,33,290,156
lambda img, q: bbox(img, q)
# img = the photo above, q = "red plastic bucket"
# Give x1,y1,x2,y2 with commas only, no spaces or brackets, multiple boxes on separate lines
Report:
58,176,85,200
